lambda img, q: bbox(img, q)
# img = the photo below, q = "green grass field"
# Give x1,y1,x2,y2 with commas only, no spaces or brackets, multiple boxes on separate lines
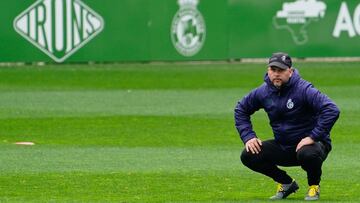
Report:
0,62,359,202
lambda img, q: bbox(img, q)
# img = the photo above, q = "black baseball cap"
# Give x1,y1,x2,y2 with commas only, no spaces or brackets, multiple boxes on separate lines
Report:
268,52,292,70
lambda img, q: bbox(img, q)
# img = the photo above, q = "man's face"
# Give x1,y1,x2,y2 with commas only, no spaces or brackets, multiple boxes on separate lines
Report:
267,66,293,88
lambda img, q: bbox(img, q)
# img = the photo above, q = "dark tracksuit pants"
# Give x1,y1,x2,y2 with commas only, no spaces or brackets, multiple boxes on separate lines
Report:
240,139,331,186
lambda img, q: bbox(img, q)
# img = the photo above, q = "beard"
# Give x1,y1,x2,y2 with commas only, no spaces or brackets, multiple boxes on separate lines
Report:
272,78,283,88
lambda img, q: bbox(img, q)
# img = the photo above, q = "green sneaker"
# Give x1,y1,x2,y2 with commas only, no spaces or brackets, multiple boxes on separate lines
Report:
305,185,320,201
270,180,299,200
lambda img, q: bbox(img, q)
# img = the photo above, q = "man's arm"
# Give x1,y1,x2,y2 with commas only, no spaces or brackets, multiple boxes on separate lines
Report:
305,86,340,142
234,89,263,144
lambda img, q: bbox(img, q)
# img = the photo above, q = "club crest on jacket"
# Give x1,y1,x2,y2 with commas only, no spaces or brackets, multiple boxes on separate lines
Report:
287,99,294,109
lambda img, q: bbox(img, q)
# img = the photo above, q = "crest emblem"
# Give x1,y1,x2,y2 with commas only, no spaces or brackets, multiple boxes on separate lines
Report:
287,99,294,109
171,0,206,57
14,0,104,63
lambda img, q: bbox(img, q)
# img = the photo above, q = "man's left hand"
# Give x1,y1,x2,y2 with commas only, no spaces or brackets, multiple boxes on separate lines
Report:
296,136,315,152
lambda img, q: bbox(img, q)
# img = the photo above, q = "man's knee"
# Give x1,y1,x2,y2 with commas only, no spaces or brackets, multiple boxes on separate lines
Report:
241,149,260,166
240,149,249,165
296,145,323,163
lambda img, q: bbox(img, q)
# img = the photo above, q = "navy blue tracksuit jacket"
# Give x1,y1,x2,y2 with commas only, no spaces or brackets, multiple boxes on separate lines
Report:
234,69,340,149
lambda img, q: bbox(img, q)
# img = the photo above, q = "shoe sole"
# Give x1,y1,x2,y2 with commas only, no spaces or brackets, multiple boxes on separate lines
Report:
305,196,319,201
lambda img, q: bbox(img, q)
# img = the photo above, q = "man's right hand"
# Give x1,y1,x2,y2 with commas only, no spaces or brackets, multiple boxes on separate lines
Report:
245,137,262,154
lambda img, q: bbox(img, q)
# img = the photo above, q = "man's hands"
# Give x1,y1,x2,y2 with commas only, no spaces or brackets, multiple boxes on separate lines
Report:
296,136,315,152
245,136,315,154
245,137,262,154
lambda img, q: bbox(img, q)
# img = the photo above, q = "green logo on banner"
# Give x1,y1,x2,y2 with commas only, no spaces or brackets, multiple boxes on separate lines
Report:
273,0,326,45
171,0,206,57
14,0,104,63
